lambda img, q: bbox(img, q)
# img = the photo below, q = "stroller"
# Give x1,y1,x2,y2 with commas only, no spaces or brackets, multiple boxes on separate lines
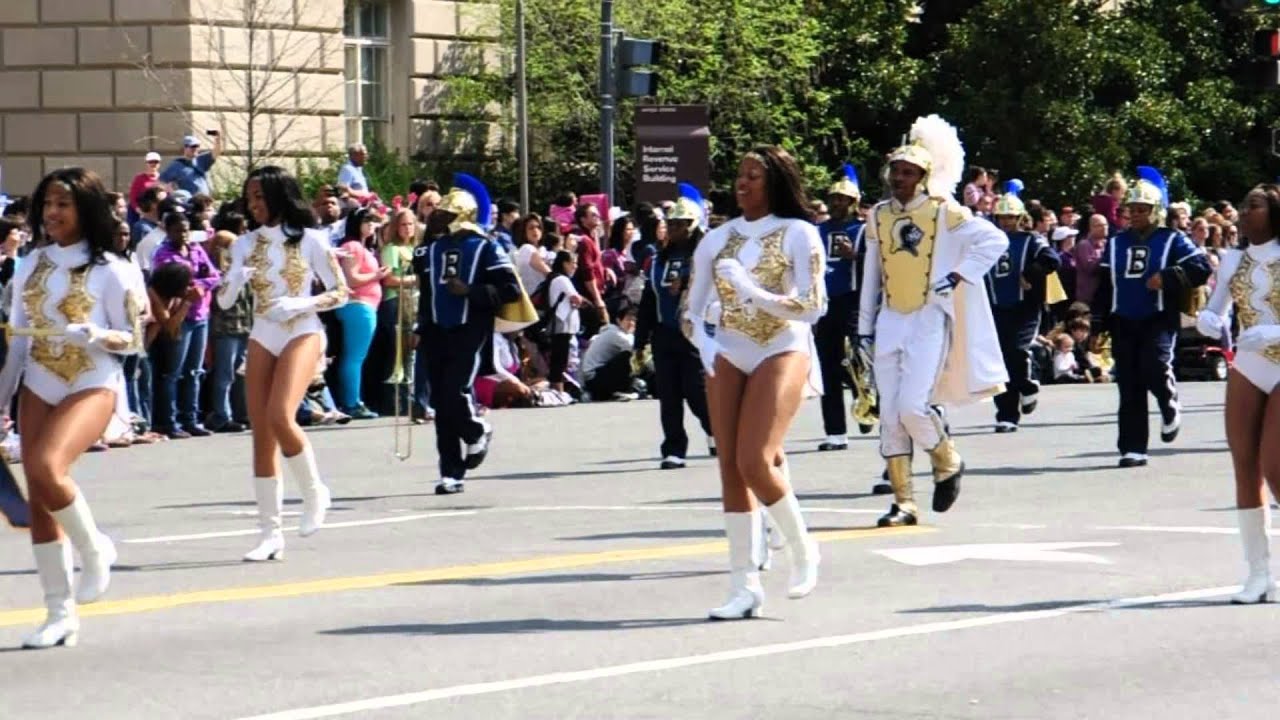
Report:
1174,324,1233,382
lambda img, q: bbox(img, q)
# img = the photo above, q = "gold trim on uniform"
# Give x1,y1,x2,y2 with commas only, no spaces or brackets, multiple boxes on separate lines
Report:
281,242,309,297
1229,253,1260,330
101,289,144,353
1266,259,1280,322
876,201,940,314
247,233,274,317
24,255,96,383
312,249,350,311
779,245,824,316
714,229,788,346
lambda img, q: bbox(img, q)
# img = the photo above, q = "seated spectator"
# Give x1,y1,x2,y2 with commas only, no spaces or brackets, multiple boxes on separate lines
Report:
1053,334,1089,383
582,304,640,401
546,251,583,396
476,332,538,409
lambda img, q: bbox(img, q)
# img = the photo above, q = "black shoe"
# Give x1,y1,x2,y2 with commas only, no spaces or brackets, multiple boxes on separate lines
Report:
858,423,875,435
184,425,212,437
877,504,918,527
163,429,191,440
932,462,964,513
1020,393,1038,416
871,481,893,496
1160,405,1181,443
1118,453,1149,468
464,427,493,470
994,421,1018,434
213,421,247,433
660,457,686,470
817,441,848,452
435,479,465,495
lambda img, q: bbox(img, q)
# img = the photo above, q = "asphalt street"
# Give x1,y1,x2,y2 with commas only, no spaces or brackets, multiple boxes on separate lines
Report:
0,381,1276,720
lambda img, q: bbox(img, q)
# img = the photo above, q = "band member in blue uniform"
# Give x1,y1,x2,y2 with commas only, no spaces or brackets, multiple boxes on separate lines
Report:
986,181,1059,432
412,174,520,494
814,165,867,451
635,183,714,470
1093,166,1210,468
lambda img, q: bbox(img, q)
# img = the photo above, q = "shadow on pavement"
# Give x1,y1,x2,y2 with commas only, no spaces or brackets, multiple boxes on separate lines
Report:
965,464,1118,477
155,495,482,509
320,616,724,636
650,491,878,506
468,467,653,481
402,570,721,588
901,597,1230,615
1063,446,1225,460
115,559,249,573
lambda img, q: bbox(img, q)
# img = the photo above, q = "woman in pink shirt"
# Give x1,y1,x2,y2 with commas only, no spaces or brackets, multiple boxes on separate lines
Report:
333,208,389,418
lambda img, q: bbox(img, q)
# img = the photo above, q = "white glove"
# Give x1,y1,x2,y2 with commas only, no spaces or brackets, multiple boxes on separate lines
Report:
262,296,317,324
714,259,761,303
1237,325,1280,353
931,275,960,299
689,317,718,378
1195,310,1225,340
64,322,107,349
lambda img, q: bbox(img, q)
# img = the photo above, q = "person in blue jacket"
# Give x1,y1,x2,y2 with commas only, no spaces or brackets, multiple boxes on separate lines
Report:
986,180,1060,432
1093,166,1211,468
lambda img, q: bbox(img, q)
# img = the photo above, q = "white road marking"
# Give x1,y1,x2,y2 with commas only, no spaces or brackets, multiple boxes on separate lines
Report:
230,583,1239,720
1097,525,1240,535
876,542,1118,566
123,505,879,545
121,511,478,544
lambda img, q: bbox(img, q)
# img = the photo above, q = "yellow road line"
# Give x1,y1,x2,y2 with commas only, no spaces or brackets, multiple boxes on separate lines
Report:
0,525,933,627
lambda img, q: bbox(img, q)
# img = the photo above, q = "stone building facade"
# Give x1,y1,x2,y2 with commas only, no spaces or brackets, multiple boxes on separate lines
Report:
0,0,499,196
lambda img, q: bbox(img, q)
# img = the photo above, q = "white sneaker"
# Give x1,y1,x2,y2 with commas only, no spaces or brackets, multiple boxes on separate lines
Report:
659,456,686,470
1118,452,1149,468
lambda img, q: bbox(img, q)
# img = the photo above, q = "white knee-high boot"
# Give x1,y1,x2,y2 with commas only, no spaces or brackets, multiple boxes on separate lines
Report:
765,492,820,599
244,476,285,562
708,511,765,620
23,541,78,649
51,494,116,604
283,442,329,537
1232,506,1274,604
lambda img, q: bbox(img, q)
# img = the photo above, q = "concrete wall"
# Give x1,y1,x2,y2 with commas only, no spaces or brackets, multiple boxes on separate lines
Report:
0,0,499,197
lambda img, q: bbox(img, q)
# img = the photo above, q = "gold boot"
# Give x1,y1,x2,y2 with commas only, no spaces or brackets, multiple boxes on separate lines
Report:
877,455,917,527
928,437,964,513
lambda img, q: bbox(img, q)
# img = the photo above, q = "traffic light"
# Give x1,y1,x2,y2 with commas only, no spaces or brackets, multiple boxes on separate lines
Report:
1255,28,1280,88
616,37,663,98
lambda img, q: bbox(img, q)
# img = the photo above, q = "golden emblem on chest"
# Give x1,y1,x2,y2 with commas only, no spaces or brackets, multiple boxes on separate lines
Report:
23,255,95,383
282,243,309,296
247,235,275,316
877,204,939,314
1229,254,1260,330
713,229,790,346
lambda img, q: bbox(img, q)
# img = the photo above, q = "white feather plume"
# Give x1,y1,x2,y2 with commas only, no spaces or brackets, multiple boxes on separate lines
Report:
907,114,965,199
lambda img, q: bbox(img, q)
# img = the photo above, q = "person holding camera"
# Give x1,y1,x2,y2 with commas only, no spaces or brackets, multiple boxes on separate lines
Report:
159,130,222,197
813,165,867,452
412,174,520,495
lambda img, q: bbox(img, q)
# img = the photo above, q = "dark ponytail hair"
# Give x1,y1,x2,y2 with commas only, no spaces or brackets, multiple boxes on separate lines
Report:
242,165,317,244
30,167,117,267
747,146,811,221
551,250,575,277
343,207,374,243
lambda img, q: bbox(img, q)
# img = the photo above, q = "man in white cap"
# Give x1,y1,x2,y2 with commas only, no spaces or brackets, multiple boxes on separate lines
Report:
857,115,1008,528
159,130,222,196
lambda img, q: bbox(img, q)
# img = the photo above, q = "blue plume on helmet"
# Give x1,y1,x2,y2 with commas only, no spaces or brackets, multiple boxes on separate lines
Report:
453,173,491,227
678,182,703,208
1135,166,1168,207
842,163,860,187
1004,179,1024,196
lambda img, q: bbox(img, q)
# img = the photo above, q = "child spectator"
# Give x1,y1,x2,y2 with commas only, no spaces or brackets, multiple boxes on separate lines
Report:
582,304,639,401
546,251,583,396
1053,334,1089,383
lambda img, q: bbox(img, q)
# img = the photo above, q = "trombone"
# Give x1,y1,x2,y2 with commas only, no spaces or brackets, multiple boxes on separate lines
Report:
386,262,418,461
845,338,879,434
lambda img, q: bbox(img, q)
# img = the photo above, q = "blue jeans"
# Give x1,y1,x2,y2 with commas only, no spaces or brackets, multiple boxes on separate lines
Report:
208,334,248,428
333,302,376,409
413,336,431,413
155,319,209,431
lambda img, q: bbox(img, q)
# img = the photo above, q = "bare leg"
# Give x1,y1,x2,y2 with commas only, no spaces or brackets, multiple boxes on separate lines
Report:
245,341,281,478
706,357,749,512
1225,370,1266,509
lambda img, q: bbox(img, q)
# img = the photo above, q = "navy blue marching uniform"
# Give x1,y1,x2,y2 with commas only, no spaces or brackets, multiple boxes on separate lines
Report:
413,199,519,490
1094,224,1210,463
635,246,712,464
986,230,1059,428
814,217,866,444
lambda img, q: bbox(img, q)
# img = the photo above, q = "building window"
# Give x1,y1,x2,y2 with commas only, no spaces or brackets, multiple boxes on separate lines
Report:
344,0,390,146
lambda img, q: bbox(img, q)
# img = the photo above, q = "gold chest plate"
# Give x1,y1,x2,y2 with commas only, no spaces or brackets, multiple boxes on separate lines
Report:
877,202,939,314
714,228,791,346
23,254,96,383
1228,254,1280,362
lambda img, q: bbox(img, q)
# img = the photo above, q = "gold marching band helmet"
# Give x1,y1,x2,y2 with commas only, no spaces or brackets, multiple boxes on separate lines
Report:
828,164,861,202
438,172,493,236
1126,165,1168,222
